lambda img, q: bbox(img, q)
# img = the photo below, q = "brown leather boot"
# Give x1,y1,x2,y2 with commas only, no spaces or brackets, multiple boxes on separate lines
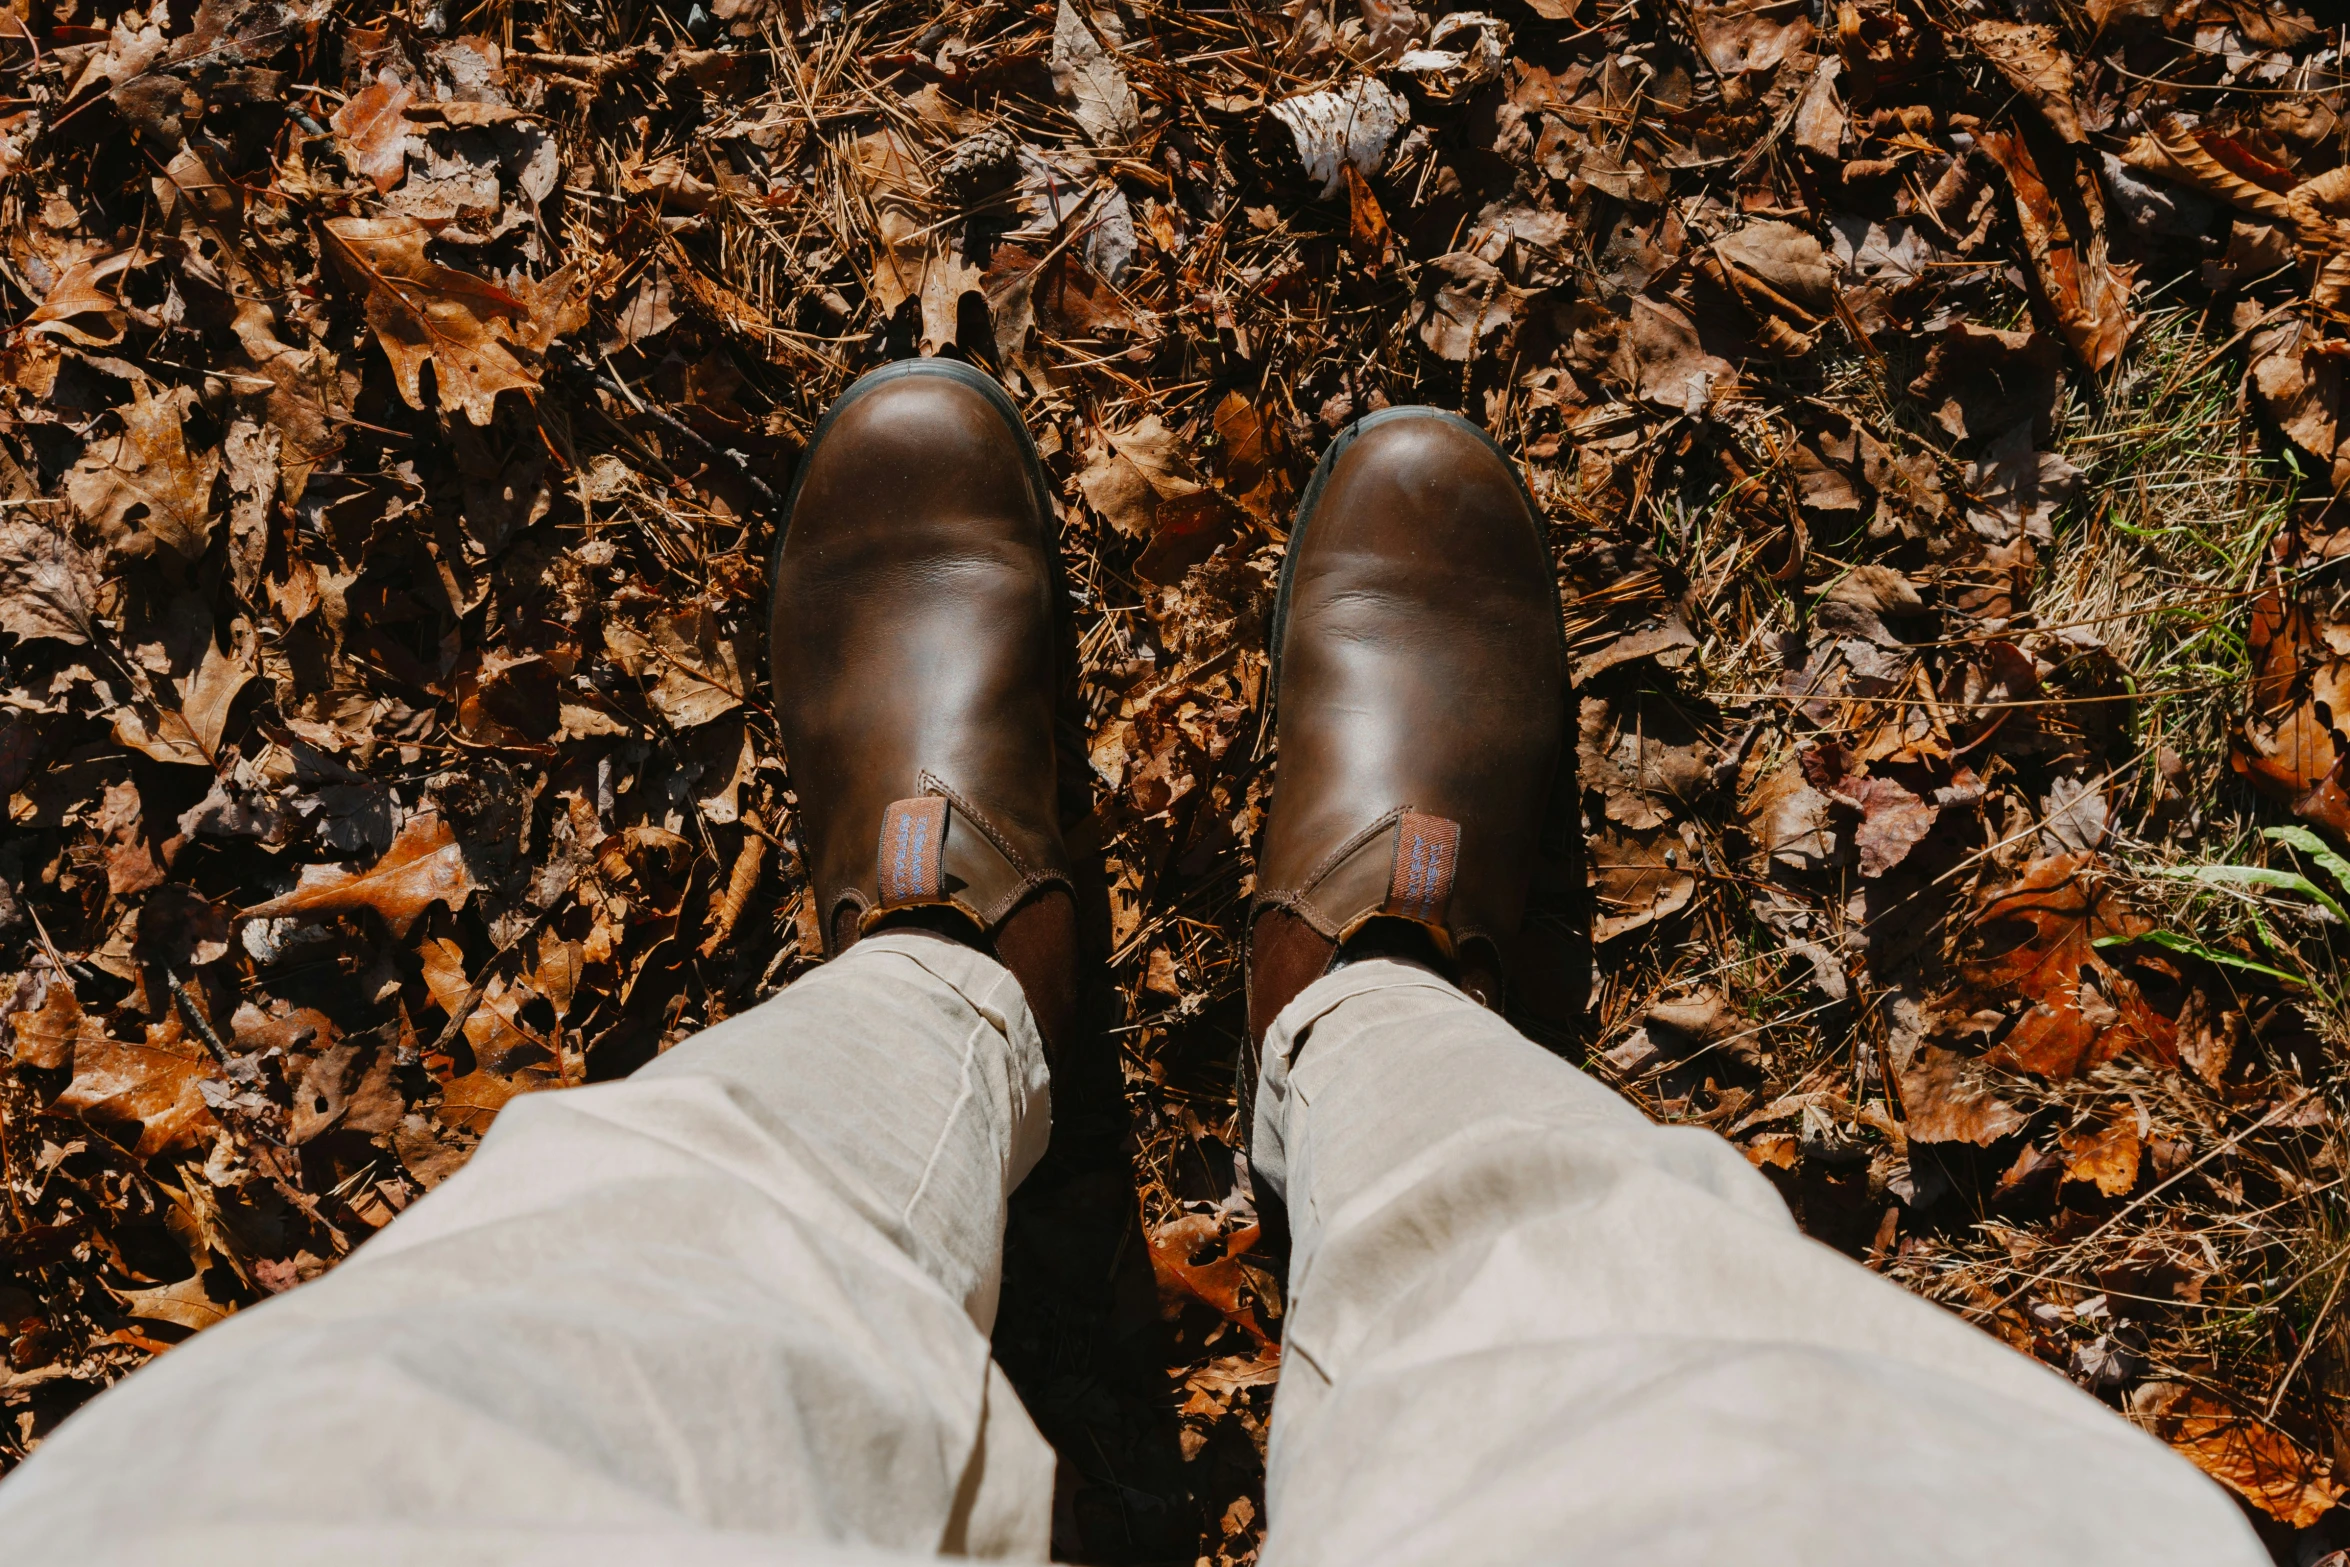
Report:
1246,408,1571,1047
770,359,1083,1061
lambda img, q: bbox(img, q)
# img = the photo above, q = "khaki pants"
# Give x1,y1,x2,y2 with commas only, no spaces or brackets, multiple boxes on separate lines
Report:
0,932,2261,1564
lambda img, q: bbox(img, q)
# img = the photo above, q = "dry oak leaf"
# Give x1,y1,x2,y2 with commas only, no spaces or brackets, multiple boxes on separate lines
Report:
52,1019,218,1161
320,215,539,425
66,383,221,561
1949,852,2175,1079
25,249,143,348
0,518,99,644
2130,1383,2345,1528
244,811,481,938
332,71,415,193
112,628,255,769
1149,1214,1277,1347
602,607,751,729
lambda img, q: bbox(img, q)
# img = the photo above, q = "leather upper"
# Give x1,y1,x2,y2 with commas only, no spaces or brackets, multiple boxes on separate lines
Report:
769,361,1073,953
1252,410,1567,991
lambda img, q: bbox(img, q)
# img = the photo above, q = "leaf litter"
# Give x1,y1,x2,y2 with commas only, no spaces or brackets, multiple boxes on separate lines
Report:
2,0,2350,1559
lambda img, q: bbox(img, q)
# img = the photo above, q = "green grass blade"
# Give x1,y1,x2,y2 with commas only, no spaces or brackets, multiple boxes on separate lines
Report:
2093,931,2307,986
2262,825,2350,897
2149,863,2350,928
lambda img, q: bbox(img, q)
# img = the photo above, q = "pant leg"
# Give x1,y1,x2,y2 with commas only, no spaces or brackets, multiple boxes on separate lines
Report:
1249,959,2264,1567
0,930,1056,1567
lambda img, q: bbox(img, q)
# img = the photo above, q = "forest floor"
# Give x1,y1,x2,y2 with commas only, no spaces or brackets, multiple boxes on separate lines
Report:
4,0,2350,1560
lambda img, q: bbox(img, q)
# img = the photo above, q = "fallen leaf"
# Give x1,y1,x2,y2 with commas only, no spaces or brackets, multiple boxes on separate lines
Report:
1625,294,1736,413
1745,759,1833,872
1149,1214,1276,1346
331,71,414,193
1844,775,1937,878
1264,78,1409,199
602,607,751,728
0,518,99,643
66,384,221,561
1943,853,2175,1079
1051,0,1139,147
1591,821,1698,942
117,1272,234,1333
1967,22,2082,143
2131,1383,2346,1528
319,215,541,425
1896,1045,2025,1146
1979,128,2136,372
244,812,482,938
25,250,141,347
52,1021,218,1160
2059,1118,2141,1196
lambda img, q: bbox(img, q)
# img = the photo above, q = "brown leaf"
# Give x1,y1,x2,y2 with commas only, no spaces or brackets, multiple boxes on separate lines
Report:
602,607,751,729
1051,0,1140,147
24,250,140,348
1896,1046,2025,1146
0,518,99,644
1844,775,1937,878
2058,1118,2141,1196
1946,853,2175,1079
2233,588,2350,835
1591,822,1698,942
420,935,567,1083
111,629,254,770
1744,759,1833,872
1703,220,1834,356
1414,251,1528,363
1979,129,2135,372
2130,1384,2345,1528
320,215,540,425
1906,322,2063,444
244,812,482,939
2247,314,2347,486
9,985,94,1071
1624,294,1736,413
331,71,414,193
2121,117,2302,229
52,1019,218,1160
65,383,221,561
133,884,233,971
1967,22,2082,143
1149,1215,1276,1346
117,1272,234,1333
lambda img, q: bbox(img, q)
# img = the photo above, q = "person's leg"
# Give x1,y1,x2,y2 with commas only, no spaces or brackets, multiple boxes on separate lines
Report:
1240,408,2262,1566
1249,957,2264,1567
0,358,1093,1564
0,930,1054,1562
